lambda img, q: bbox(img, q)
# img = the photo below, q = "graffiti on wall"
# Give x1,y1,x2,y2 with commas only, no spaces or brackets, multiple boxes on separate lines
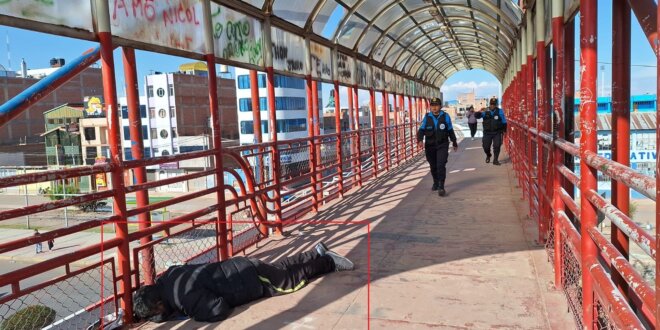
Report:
355,60,370,88
336,52,353,85
310,41,331,80
271,27,305,74
383,70,393,92
111,0,204,53
211,4,263,66
372,67,382,90
0,0,92,31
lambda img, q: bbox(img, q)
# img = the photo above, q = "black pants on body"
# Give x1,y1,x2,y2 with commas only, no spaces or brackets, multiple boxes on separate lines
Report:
424,143,449,188
468,123,477,137
482,132,503,160
251,251,334,297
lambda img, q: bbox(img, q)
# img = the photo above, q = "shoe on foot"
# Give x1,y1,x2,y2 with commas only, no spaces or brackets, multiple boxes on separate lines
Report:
471,137,475,141
327,251,354,271
431,183,439,191
485,155,491,163
438,188,446,197
315,242,329,256
493,160,501,166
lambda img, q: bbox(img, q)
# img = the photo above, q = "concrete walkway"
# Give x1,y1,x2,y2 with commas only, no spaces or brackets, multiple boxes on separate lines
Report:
139,138,574,329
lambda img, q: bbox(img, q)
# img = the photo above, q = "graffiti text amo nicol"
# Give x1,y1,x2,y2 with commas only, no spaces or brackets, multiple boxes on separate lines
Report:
113,0,201,27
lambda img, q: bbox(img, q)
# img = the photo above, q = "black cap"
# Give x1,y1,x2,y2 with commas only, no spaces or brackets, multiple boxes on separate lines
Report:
430,97,442,106
489,97,498,105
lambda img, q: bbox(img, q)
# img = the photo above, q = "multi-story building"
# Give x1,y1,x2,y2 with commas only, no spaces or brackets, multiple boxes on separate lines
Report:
123,64,238,161
234,68,322,145
0,60,103,145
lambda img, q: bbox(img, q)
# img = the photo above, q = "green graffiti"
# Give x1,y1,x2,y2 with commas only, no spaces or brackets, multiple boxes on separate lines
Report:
0,0,53,4
214,17,262,65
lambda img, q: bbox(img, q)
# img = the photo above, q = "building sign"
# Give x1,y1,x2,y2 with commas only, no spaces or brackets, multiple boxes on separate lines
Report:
597,150,657,163
84,96,105,118
94,157,108,189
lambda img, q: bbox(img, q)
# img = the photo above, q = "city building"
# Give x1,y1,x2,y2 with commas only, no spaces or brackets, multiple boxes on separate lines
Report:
42,104,84,167
573,94,656,113
234,68,322,145
0,60,103,146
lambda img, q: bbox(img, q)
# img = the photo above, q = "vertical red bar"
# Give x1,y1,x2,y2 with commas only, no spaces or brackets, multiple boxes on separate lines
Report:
306,76,318,211
551,12,565,289
121,48,155,285
370,89,378,178
266,67,283,235
392,92,399,166
564,20,576,220
408,95,414,156
527,53,536,229
579,0,598,327
334,81,344,196
353,86,363,187
382,91,390,171
611,0,631,298
656,0,660,326
348,86,359,188
98,30,132,320
205,57,229,261
537,41,548,244
249,70,267,235
312,80,322,205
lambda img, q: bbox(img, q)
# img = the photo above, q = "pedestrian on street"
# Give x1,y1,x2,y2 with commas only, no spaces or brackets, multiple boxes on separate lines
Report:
48,238,55,251
466,106,478,140
133,242,354,323
34,229,42,254
417,96,458,196
475,97,507,165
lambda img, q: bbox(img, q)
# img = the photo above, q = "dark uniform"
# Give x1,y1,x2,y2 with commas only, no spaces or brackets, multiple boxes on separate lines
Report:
417,97,458,196
475,98,507,165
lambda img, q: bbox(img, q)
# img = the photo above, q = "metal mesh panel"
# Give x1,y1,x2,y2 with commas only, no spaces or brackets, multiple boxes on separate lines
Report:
545,217,555,264
319,139,338,168
279,144,311,180
561,233,584,329
0,262,116,330
595,297,616,330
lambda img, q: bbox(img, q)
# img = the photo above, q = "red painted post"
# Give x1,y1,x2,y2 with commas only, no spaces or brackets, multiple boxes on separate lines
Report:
266,66,283,235
382,91,390,171
334,81,344,196
306,76,319,211
656,0,660,326
121,47,154,285
564,20,577,222
96,6,132,319
311,80,322,204
536,4,548,243
398,94,405,162
611,0,631,298
579,0,598,327
353,86,363,187
393,92,399,166
370,89,378,178
348,86,359,188
409,95,414,156
249,70,267,235
551,2,565,289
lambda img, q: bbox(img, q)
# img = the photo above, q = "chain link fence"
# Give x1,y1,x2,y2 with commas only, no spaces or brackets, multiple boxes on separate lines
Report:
561,233,584,329
595,297,616,330
545,217,555,264
0,259,117,330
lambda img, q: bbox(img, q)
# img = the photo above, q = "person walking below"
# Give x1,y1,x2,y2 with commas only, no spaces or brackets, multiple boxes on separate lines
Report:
417,96,458,196
466,106,478,140
34,229,42,254
475,97,507,166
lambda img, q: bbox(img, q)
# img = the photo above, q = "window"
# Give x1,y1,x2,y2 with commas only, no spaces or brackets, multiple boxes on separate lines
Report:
157,88,165,97
168,84,174,95
149,108,156,118
124,147,133,160
84,127,96,141
237,74,267,89
101,146,110,158
172,147,179,153
160,129,169,139
123,126,149,140
85,147,97,165
161,150,170,156
170,106,176,117
274,75,304,89
238,97,306,112
171,128,177,137
121,106,128,119
240,119,307,134
240,120,269,134
635,132,656,151
158,109,167,118
147,86,154,97
150,128,157,138
144,147,152,158
153,148,159,154
140,105,147,118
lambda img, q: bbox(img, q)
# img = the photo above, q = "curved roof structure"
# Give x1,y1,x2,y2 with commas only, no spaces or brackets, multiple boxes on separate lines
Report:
248,0,522,85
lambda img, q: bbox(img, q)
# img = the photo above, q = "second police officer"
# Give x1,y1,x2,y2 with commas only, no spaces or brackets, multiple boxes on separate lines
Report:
417,97,458,197
475,97,507,165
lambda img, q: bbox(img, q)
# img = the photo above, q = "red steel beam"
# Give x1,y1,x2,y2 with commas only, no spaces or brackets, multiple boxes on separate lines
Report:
579,0,599,327
369,89,378,177
656,1,660,325
628,0,658,56
266,66,283,234
611,0,632,299
353,86,363,187
306,76,319,211
311,80,323,205
383,91,390,171
334,81,344,197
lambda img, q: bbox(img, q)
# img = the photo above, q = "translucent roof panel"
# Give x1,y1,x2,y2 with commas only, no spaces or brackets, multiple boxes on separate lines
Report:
239,0,265,10
313,1,347,39
272,0,318,28
336,14,368,49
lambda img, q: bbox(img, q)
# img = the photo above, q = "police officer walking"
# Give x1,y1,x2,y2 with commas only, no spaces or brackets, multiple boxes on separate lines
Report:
475,97,507,165
417,97,458,196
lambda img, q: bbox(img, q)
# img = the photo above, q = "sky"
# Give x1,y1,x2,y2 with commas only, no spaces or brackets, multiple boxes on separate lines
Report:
0,2,656,105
